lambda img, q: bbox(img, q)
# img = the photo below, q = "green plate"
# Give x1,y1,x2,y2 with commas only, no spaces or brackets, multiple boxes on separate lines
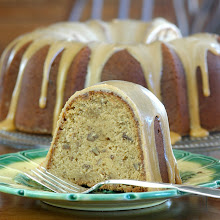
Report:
0,149,220,211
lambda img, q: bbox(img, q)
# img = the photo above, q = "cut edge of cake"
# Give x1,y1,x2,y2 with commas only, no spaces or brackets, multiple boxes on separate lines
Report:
42,80,182,192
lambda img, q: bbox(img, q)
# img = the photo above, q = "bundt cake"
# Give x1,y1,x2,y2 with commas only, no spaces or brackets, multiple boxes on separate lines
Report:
42,80,182,192
0,18,219,144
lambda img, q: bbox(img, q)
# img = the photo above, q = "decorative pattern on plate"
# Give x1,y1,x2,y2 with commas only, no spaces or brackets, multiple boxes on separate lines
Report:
0,149,220,211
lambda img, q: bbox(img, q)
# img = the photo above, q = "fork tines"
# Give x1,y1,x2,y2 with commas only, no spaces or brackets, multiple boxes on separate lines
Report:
24,166,85,193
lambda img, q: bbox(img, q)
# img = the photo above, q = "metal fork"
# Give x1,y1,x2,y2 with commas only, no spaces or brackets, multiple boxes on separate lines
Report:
24,166,220,198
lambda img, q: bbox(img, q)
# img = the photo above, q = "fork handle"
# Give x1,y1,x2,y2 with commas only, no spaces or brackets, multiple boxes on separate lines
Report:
98,180,220,198
174,185,220,198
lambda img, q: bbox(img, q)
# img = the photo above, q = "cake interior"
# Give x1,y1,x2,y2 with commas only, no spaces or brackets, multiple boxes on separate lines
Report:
46,91,146,192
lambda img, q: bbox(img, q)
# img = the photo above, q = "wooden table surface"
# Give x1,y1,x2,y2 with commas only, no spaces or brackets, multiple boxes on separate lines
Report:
0,144,220,220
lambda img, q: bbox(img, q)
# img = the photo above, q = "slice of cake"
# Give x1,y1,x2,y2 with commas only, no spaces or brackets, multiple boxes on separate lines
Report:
42,80,181,192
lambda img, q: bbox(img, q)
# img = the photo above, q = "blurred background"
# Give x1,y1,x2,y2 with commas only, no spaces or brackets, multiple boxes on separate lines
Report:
0,0,219,56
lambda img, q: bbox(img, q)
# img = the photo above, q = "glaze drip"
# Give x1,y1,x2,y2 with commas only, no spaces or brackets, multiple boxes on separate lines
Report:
0,19,219,143
170,34,220,137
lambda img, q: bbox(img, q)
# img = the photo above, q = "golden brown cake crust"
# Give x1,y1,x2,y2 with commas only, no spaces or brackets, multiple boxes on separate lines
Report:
15,46,91,134
161,43,190,135
0,42,31,121
198,50,220,131
63,46,91,104
0,20,219,142
154,116,169,183
101,44,191,136
101,49,147,88
15,45,54,134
